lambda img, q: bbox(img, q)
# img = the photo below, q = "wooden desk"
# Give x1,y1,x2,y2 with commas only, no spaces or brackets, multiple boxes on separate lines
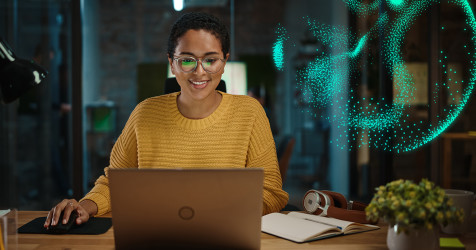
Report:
14,210,476,249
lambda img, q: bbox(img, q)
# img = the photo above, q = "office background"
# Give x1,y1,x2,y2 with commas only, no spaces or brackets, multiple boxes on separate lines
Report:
1,0,475,210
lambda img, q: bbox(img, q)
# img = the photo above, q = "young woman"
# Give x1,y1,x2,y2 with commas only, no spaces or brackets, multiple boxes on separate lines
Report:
45,12,288,228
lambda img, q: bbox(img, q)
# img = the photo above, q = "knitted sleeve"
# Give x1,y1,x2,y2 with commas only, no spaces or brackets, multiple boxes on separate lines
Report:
246,100,289,215
80,104,140,216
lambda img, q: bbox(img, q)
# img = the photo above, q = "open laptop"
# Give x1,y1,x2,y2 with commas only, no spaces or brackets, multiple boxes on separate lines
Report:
109,168,264,250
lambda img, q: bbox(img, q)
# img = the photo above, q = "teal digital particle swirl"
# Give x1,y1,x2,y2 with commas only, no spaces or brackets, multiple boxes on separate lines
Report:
273,24,288,71
273,0,476,153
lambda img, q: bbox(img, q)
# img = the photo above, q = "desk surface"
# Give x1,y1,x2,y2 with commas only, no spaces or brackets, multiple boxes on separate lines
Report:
15,210,476,250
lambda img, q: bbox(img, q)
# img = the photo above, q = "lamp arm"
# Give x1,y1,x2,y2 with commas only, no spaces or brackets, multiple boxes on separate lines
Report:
0,37,48,104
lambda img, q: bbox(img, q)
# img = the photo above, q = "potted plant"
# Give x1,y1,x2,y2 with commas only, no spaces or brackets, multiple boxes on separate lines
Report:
365,179,464,250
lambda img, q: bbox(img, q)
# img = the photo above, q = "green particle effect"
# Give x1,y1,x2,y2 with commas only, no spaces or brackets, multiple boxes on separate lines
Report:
273,25,288,71
274,0,476,153
390,0,404,5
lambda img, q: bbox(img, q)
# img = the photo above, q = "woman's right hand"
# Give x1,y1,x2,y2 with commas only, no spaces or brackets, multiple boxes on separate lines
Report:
44,199,97,229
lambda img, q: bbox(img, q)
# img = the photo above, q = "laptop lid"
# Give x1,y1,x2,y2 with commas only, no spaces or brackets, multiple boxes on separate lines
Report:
109,168,264,250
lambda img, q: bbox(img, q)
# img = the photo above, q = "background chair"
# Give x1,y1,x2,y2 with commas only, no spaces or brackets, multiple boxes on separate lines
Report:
164,77,227,94
276,135,296,184
277,135,298,211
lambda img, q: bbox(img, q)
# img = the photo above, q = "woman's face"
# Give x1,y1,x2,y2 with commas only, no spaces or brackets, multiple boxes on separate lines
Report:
169,29,228,102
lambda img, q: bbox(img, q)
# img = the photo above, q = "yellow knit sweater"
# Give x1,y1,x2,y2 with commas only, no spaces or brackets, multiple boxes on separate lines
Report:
81,91,289,216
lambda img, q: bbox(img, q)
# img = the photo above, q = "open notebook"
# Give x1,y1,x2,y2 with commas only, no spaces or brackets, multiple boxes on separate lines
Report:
262,212,379,243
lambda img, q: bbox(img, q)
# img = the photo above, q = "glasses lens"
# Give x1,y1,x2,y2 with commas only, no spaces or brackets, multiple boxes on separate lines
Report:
176,57,224,73
178,58,197,72
202,57,224,73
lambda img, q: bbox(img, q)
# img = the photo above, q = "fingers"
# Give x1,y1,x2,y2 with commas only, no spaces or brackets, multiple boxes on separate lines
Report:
44,208,53,228
43,199,78,228
44,206,60,228
61,200,76,224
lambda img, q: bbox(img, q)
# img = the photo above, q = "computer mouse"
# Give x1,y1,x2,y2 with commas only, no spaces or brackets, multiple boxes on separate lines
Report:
47,210,78,234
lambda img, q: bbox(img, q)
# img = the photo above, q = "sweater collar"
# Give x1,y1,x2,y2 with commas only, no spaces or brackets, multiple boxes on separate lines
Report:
171,90,231,130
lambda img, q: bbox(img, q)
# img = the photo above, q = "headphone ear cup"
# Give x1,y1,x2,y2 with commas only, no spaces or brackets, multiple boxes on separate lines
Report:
303,190,319,214
303,190,323,215
320,190,346,208
302,190,334,216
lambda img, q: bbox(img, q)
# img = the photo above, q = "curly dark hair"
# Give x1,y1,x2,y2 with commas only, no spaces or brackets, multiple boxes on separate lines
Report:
167,12,230,59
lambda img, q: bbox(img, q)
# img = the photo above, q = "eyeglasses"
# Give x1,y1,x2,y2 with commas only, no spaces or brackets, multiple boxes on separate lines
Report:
173,56,226,73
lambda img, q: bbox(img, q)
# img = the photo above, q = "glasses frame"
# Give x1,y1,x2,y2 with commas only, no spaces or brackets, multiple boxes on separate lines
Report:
173,56,226,74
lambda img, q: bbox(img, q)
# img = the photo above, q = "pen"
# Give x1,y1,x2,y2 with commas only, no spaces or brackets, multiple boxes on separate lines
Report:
304,218,343,230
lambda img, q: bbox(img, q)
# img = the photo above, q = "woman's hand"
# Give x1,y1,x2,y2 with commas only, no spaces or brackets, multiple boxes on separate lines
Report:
44,199,97,228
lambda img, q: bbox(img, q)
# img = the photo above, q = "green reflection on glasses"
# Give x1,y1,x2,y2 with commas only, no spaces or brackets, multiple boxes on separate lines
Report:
174,56,226,73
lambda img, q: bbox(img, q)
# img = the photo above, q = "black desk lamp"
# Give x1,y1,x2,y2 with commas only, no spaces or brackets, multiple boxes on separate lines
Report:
0,37,48,104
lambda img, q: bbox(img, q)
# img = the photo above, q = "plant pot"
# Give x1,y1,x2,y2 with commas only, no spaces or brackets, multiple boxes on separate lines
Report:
387,224,439,250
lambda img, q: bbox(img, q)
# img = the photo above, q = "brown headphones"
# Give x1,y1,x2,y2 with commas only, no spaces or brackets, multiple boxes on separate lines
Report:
302,190,375,224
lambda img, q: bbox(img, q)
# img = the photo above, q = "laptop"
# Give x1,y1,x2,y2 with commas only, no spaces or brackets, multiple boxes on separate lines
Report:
109,168,264,250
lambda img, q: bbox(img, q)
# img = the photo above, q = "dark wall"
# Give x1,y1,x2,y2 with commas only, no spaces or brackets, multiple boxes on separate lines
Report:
94,0,286,127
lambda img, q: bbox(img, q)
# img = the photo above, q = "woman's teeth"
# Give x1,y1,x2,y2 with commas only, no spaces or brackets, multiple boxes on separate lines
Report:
191,80,207,85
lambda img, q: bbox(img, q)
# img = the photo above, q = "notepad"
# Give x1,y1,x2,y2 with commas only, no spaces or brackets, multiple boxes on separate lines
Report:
440,237,465,249
261,212,379,243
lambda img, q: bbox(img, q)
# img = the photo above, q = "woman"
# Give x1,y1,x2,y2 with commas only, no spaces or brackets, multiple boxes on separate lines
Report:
45,12,288,228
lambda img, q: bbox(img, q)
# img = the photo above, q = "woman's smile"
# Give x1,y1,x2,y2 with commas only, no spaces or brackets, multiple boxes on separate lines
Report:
189,79,209,89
